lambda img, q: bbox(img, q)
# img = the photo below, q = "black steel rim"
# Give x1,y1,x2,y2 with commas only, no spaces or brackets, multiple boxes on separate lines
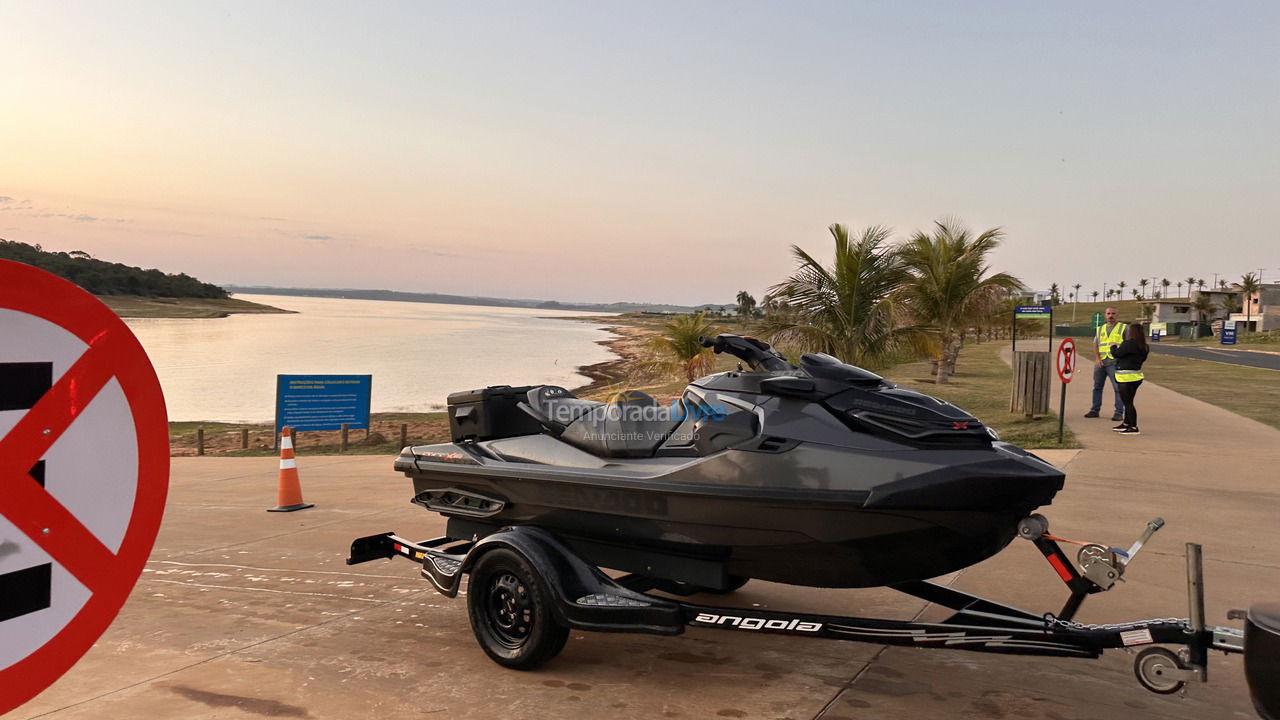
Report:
485,572,533,648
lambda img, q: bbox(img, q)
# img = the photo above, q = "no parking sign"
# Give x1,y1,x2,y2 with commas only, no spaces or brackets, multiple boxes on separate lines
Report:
0,260,169,714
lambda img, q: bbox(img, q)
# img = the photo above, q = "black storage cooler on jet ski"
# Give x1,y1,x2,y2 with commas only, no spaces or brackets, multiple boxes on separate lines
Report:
350,334,1279,717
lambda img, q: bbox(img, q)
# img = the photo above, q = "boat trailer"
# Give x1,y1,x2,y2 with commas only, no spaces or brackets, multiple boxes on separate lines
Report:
348,515,1279,718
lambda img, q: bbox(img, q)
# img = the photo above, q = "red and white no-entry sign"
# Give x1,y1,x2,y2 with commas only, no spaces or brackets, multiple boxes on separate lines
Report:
1056,338,1077,384
0,259,169,714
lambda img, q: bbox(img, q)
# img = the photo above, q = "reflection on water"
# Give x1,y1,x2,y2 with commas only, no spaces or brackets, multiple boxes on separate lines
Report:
124,294,616,422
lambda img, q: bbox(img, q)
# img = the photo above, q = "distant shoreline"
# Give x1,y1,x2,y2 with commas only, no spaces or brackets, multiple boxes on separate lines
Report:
101,295,291,319
223,284,727,315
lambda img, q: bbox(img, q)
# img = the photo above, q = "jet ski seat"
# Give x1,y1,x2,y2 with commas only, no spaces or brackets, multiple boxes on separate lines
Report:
522,386,679,458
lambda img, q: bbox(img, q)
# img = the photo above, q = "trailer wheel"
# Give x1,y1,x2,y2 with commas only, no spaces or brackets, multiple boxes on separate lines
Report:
467,549,569,670
1134,647,1187,695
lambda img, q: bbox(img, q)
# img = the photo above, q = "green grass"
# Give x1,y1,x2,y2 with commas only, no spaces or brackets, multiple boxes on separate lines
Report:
100,295,290,318
1051,299,1146,326
1166,329,1280,347
886,340,1080,449
1138,352,1280,430
169,412,451,456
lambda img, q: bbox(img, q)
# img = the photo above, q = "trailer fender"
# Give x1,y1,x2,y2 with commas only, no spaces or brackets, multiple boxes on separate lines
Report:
462,527,684,635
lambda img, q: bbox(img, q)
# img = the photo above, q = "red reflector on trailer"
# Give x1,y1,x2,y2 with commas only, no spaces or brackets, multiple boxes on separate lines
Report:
1048,554,1074,582
394,543,404,553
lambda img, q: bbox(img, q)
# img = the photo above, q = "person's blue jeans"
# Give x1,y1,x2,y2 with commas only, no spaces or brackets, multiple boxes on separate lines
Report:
1090,362,1123,415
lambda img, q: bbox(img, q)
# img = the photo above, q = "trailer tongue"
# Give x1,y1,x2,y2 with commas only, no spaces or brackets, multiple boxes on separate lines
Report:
349,515,1278,718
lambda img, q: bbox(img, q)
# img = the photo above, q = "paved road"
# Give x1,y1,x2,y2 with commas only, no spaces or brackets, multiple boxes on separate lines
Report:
1150,343,1280,370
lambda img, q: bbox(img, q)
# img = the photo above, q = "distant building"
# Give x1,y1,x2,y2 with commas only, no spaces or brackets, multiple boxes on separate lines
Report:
1011,287,1054,305
1228,283,1280,332
1190,289,1239,319
1149,300,1194,325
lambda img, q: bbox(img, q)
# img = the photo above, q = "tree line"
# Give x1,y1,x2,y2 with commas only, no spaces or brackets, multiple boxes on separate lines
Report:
1044,271,1262,325
656,219,1022,385
0,239,228,298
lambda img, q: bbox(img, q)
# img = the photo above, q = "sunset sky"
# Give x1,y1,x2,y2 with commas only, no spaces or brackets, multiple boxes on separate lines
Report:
2,1,1277,305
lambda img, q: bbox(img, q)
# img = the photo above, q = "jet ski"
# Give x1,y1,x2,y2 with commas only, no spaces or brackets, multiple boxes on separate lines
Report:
394,334,1064,589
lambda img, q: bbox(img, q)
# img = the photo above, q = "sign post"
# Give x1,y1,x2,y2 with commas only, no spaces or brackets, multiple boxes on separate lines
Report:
1014,304,1054,354
1055,338,1077,445
0,260,169,714
1221,321,1237,346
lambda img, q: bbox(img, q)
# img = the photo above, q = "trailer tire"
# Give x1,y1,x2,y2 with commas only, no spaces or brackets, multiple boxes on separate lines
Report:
467,548,569,670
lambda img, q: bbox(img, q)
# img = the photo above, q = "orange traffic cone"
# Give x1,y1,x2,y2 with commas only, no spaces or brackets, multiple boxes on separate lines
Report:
268,427,313,512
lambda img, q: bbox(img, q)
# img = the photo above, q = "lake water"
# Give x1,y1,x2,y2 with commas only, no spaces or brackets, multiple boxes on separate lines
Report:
123,294,617,422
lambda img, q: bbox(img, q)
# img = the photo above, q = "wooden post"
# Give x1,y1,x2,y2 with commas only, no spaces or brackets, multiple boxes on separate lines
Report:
1010,351,1051,418
289,427,297,449
240,428,249,449
196,426,205,456
341,423,349,452
399,423,408,449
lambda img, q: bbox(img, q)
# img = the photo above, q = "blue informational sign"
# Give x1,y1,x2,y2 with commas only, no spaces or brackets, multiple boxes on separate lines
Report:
1014,305,1052,318
1221,327,1237,345
275,374,372,434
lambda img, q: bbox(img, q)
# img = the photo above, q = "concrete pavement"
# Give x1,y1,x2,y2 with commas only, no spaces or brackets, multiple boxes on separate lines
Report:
7,364,1279,719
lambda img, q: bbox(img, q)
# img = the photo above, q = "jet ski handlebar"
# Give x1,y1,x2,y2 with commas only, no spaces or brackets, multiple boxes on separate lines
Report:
699,333,793,372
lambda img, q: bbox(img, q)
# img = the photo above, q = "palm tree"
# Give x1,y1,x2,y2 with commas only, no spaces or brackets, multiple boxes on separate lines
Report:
1049,283,1061,305
648,312,719,382
735,290,757,318
764,224,925,370
897,220,1022,384
1117,280,1127,299
1161,278,1171,297
1218,279,1229,290
1091,290,1099,302
1221,293,1241,316
1241,272,1261,329
1197,278,1206,293
1191,294,1216,323
1139,278,1150,297
1131,288,1139,300
1185,277,1197,298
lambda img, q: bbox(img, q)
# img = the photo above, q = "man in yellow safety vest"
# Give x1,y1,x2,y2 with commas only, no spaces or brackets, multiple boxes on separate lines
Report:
1085,306,1127,421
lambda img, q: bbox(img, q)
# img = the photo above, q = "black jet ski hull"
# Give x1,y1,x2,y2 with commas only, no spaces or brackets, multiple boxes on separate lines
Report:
401,443,1061,588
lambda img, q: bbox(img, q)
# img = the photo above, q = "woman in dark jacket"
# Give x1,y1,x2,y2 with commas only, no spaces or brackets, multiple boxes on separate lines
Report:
1111,322,1150,435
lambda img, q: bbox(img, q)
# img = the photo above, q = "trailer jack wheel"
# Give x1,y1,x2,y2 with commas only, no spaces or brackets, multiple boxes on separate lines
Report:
1134,647,1189,695
467,548,569,669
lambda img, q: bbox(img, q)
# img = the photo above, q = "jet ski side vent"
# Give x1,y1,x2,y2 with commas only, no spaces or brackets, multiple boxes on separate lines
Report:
753,436,800,453
851,411,992,448
413,488,507,518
